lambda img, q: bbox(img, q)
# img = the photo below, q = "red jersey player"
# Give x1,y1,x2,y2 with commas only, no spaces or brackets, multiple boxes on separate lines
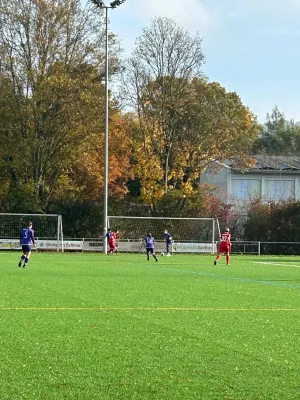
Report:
214,227,231,266
112,229,119,252
105,228,116,255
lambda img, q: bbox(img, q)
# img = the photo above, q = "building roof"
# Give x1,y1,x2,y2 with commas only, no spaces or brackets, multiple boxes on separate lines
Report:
231,155,300,171
253,155,300,170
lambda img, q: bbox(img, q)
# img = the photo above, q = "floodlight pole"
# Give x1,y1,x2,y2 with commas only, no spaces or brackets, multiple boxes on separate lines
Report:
103,5,109,254
91,1,125,254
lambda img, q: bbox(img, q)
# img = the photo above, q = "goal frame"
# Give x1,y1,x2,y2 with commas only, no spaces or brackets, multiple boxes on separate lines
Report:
0,213,64,252
107,216,220,254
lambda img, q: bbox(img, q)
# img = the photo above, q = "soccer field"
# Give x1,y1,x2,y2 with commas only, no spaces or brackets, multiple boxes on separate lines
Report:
1,253,300,399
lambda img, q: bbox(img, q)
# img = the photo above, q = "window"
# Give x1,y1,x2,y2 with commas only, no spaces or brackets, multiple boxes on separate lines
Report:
232,179,260,200
266,180,294,201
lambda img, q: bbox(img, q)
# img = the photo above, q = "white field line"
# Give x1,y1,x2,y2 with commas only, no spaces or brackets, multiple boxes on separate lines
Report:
0,307,300,312
253,262,300,268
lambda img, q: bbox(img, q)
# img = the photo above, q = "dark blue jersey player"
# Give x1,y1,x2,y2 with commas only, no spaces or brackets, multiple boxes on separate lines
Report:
164,230,172,256
144,233,158,262
18,221,35,268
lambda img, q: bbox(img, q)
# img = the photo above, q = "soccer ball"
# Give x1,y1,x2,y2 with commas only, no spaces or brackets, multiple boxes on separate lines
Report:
161,252,164,256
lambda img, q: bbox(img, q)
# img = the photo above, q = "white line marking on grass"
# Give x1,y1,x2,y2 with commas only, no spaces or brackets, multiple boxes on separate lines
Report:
253,262,300,268
155,267,300,289
0,307,300,312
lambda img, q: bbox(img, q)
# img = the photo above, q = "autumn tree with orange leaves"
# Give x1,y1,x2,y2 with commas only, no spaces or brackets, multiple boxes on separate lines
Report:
0,0,131,214
53,110,132,203
123,18,259,214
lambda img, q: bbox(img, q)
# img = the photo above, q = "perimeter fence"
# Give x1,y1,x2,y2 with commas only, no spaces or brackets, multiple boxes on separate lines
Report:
1,238,300,255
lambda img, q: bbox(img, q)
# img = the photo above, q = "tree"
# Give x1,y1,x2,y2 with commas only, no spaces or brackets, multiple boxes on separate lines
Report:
172,78,259,183
123,17,205,192
126,77,259,214
252,106,300,155
122,17,259,214
242,199,300,254
52,109,133,203
0,0,121,210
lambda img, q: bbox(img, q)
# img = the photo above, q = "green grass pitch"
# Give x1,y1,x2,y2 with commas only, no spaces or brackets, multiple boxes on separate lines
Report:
1,252,300,399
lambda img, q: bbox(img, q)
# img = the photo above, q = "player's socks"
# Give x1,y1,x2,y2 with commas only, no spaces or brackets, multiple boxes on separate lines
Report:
226,255,230,265
23,257,29,268
18,255,25,267
214,255,221,265
154,255,158,262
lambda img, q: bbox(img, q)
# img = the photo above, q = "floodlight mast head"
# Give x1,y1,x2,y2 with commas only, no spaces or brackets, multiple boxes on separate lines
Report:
90,0,126,8
90,0,106,7
110,0,126,8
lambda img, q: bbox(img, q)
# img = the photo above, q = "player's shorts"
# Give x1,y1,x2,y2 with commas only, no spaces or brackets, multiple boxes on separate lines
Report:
108,239,115,247
218,243,230,254
22,245,32,253
146,247,154,254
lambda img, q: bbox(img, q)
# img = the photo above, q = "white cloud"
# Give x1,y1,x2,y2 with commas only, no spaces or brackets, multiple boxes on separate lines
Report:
106,0,300,122
94,0,300,49
227,0,300,39
232,0,300,16
132,0,219,36
109,0,220,56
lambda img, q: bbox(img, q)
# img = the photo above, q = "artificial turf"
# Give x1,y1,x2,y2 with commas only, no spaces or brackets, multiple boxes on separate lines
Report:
0,252,300,399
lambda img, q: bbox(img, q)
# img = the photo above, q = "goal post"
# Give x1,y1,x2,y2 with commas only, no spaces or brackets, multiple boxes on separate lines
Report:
0,213,64,252
107,216,219,254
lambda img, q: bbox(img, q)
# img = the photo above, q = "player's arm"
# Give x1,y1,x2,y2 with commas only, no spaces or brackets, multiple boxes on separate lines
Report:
31,230,36,246
139,238,145,252
228,235,232,249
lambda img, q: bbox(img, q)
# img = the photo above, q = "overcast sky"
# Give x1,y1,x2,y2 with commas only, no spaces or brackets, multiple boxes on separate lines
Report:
95,0,300,123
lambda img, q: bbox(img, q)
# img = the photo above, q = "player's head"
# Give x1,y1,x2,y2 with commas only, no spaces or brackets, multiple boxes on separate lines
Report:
28,221,33,228
164,229,168,233
148,232,152,237
225,227,230,232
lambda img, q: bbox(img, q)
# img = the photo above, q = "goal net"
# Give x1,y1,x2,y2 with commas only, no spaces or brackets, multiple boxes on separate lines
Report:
108,216,219,254
0,213,64,251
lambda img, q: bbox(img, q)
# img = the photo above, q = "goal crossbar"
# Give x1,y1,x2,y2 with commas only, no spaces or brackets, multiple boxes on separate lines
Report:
108,216,219,254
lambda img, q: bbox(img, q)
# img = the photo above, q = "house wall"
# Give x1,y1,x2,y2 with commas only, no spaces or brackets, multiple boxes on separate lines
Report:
200,166,230,203
231,172,300,203
201,166,300,205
